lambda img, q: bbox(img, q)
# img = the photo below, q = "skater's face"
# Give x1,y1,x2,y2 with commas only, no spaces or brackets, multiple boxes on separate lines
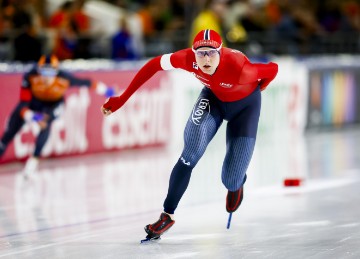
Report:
194,47,220,75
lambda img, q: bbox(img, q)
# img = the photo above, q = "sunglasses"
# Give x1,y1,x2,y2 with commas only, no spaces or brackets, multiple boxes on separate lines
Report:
38,67,58,77
194,49,219,58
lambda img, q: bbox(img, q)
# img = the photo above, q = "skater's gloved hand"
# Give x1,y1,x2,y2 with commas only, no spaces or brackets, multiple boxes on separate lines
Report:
101,103,112,116
32,112,44,122
22,108,49,128
33,113,49,130
101,93,126,116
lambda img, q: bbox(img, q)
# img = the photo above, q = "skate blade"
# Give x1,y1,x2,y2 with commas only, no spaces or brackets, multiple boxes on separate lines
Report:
140,236,161,244
227,212,233,229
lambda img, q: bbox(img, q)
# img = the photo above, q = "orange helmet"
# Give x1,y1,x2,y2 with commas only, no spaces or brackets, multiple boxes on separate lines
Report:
38,54,59,68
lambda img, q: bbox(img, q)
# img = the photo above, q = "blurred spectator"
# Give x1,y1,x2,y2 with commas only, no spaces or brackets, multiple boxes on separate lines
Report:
48,1,78,60
316,0,343,33
72,0,90,33
48,0,92,60
0,0,359,60
136,0,159,40
71,0,92,59
13,24,42,62
341,0,360,31
223,0,248,44
189,0,229,47
12,0,43,62
0,6,13,60
111,15,139,60
265,0,323,55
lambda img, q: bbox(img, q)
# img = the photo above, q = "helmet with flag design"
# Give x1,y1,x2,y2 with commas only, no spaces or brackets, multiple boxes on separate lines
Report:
192,29,223,50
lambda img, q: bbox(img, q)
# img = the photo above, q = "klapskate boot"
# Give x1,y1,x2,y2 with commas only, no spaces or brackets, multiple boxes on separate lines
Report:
142,212,175,242
226,187,244,213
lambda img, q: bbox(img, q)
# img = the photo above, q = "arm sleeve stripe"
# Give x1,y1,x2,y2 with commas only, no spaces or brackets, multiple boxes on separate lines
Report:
160,53,175,70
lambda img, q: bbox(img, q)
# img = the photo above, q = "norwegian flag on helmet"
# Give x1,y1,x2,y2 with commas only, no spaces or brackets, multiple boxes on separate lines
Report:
192,29,223,50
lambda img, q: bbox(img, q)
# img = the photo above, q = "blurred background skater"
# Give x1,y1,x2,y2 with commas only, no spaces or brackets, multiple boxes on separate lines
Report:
0,54,115,177
101,29,278,241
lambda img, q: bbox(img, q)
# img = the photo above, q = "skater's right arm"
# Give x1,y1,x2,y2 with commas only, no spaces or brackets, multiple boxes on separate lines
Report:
101,56,163,115
101,49,189,115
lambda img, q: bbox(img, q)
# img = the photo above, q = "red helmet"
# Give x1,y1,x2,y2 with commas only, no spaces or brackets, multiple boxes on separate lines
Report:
192,29,223,50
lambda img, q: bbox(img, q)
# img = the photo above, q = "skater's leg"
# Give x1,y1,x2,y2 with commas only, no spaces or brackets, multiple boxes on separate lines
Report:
163,90,223,214
222,136,255,191
0,104,26,157
222,89,261,215
33,120,53,157
25,106,57,175
222,88,261,191
32,105,58,157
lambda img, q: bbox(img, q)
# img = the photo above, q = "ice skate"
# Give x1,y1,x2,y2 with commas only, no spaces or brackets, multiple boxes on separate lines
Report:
22,156,39,179
226,187,244,229
140,212,175,243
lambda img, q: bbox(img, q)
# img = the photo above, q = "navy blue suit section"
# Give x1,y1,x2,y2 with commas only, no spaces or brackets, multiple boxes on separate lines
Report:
163,86,261,213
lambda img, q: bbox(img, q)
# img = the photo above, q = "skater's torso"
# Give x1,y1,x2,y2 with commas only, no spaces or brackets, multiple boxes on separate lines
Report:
160,48,260,102
28,74,70,102
20,68,92,103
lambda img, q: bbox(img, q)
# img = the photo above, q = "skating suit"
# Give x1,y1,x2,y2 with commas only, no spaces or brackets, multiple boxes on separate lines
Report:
103,47,278,111
103,47,278,214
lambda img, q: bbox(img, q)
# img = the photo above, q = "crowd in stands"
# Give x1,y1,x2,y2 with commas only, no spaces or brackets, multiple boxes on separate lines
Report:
0,0,359,62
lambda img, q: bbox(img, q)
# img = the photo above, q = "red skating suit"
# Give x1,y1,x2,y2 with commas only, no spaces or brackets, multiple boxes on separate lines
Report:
104,48,278,112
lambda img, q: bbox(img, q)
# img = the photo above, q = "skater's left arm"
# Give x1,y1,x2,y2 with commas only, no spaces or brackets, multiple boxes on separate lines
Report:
60,70,92,88
101,49,189,116
101,55,163,115
255,62,278,91
60,70,117,98
241,61,278,91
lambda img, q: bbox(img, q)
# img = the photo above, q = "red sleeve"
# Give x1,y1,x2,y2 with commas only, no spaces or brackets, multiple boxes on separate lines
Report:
247,62,278,91
103,56,162,112
256,62,278,91
20,88,32,101
241,61,278,90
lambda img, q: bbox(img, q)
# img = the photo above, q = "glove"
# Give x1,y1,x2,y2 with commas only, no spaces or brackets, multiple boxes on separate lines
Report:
32,112,44,122
102,96,123,114
104,87,116,98
21,109,49,130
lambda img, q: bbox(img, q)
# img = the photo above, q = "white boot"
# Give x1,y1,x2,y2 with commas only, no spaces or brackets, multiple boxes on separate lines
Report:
23,156,39,178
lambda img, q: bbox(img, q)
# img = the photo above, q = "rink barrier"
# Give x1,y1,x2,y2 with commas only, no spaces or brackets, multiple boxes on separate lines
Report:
0,60,172,163
305,57,360,129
